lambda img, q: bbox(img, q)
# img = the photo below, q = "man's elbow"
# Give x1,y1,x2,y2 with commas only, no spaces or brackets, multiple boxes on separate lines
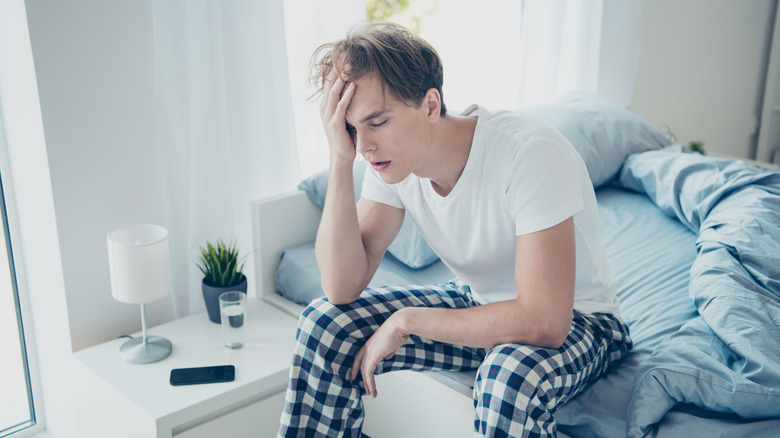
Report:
539,315,573,349
324,294,357,306
326,297,356,306
321,280,363,306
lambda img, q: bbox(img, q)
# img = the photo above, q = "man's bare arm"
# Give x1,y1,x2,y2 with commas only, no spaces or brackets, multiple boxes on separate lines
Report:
316,184,403,304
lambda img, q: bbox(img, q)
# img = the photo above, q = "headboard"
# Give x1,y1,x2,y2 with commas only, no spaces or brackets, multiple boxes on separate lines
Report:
251,190,321,316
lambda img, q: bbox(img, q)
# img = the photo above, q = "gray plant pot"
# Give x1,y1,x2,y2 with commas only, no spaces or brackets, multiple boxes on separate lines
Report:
202,275,247,324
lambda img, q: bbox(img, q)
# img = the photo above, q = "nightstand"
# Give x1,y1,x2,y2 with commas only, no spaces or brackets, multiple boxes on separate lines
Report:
74,298,298,438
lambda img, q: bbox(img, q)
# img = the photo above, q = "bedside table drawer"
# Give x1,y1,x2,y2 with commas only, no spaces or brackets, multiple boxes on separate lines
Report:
175,390,285,438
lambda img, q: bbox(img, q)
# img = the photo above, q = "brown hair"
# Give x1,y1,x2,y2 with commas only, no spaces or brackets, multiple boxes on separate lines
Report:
310,21,447,116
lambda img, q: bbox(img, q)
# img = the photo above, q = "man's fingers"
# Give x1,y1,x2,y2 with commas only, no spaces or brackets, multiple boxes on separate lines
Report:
334,82,355,115
320,70,342,113
327,76,344,109
325,67,338,83
362,359,377,398
351,347,365,381
352,347,379,398
320,69,337,110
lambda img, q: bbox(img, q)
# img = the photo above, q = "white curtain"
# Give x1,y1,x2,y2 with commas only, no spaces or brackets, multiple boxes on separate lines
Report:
152,0,300,317
517,0,645,107
283,0,365,178
420,0,644,111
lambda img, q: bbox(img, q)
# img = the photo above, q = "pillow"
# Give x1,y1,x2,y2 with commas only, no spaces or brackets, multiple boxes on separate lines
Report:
297,160,439,269
524,92,671,188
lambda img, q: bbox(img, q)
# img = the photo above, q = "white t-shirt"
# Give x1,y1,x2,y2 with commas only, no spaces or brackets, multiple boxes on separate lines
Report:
361,105,619,315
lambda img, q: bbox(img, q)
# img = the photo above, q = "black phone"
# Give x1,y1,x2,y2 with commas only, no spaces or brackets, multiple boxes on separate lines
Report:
169,365,235,386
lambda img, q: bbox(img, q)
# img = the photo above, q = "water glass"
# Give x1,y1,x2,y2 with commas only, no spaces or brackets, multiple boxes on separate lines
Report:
219,291,246,349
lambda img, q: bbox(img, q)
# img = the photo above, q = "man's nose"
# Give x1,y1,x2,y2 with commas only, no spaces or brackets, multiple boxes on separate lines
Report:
355,132,377,155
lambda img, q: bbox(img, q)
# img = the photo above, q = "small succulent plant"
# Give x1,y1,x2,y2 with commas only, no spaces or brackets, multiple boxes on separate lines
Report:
197,239,245,287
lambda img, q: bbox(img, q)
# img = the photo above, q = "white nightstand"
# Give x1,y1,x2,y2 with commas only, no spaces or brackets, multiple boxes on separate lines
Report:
74,298,298,438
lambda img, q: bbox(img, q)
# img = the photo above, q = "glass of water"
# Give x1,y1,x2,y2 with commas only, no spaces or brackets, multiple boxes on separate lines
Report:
219,291,246,349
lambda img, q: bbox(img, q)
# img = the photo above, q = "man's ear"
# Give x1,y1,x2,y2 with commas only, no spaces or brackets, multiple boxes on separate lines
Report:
424,88,441,122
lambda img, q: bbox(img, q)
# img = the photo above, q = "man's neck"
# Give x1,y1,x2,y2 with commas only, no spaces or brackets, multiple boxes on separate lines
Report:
418,114,478,197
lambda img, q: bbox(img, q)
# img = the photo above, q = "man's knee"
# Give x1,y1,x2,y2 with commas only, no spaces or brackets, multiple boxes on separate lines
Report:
296,297,345,346
294,297,370,375
476,344,557,412
480,345,553,384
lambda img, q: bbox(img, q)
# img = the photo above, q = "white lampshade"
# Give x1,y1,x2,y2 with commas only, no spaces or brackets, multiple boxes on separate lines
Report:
107,224,171,304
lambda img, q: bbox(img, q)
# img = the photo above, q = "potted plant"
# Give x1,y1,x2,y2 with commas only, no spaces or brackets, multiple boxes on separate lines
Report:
197,238,247,324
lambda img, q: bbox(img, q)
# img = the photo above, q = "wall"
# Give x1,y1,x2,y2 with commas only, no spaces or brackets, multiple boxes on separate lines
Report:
632,0,777,160
25,0,175,353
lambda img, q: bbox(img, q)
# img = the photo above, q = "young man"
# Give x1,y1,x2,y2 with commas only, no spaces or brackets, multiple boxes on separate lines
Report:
278,21,631,437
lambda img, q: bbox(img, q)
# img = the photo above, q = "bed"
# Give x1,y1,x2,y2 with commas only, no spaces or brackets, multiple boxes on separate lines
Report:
251,94,780,437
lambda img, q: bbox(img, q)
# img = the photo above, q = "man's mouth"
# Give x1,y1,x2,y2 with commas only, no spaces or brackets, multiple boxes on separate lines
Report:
371,161,390,171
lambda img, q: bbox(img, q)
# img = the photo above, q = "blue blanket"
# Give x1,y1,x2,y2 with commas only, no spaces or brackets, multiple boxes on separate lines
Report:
617,146,780,437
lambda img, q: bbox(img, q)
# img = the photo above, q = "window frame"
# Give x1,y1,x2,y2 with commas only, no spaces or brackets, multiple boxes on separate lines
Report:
0,109,44,438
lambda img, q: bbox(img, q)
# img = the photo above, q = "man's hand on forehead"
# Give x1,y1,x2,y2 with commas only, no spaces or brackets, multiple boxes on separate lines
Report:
340,80,352,99
319,61,358,161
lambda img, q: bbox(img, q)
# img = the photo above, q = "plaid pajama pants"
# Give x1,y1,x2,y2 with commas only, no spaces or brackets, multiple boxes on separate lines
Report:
278,281,631,437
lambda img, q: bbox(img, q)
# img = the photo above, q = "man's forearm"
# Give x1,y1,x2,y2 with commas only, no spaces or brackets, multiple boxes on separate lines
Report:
315,158,370,304
395,300,572,350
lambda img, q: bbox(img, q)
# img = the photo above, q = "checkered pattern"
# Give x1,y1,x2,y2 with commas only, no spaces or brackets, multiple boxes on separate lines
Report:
277,282,631,437
473,310,631,437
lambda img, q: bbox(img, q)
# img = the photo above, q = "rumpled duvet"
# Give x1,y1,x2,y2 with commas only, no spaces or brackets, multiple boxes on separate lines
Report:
616,146,780,437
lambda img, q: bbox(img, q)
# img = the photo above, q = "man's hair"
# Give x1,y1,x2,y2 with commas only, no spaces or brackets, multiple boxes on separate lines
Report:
310,21,447,117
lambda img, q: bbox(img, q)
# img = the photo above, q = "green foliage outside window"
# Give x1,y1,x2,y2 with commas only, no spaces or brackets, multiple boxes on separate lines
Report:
365,0,437,34
366,0,411,21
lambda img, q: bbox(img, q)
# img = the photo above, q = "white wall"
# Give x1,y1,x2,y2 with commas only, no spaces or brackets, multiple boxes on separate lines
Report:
632,0,777,159
25,0,175,352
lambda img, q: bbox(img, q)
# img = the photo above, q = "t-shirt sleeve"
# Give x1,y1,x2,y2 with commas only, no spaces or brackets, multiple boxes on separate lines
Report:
506,138,584,236
360,163,405,209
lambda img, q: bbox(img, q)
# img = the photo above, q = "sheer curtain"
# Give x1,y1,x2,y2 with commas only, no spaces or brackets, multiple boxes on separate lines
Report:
283,0,365,178
152,0,300,317
517,0,645,107
421,0,644,111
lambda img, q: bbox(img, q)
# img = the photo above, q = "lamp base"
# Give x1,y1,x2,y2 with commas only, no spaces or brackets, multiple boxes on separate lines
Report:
119,335,172,364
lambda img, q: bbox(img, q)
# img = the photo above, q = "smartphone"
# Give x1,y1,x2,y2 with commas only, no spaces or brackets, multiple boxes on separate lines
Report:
169,365,235,386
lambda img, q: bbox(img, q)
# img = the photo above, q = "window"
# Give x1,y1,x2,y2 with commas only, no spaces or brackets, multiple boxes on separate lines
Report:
0,168,36,436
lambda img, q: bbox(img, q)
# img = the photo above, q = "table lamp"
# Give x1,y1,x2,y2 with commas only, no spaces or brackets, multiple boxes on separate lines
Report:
106,224,173,364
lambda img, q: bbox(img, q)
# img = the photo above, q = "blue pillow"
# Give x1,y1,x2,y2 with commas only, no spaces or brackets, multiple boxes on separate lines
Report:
525,92,671,188
297,160,439,269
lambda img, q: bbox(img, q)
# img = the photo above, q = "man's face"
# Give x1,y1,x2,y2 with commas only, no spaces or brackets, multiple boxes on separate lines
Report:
345,74,432,184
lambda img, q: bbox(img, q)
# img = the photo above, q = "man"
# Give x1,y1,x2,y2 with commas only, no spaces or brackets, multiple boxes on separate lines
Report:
279,21,631,437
